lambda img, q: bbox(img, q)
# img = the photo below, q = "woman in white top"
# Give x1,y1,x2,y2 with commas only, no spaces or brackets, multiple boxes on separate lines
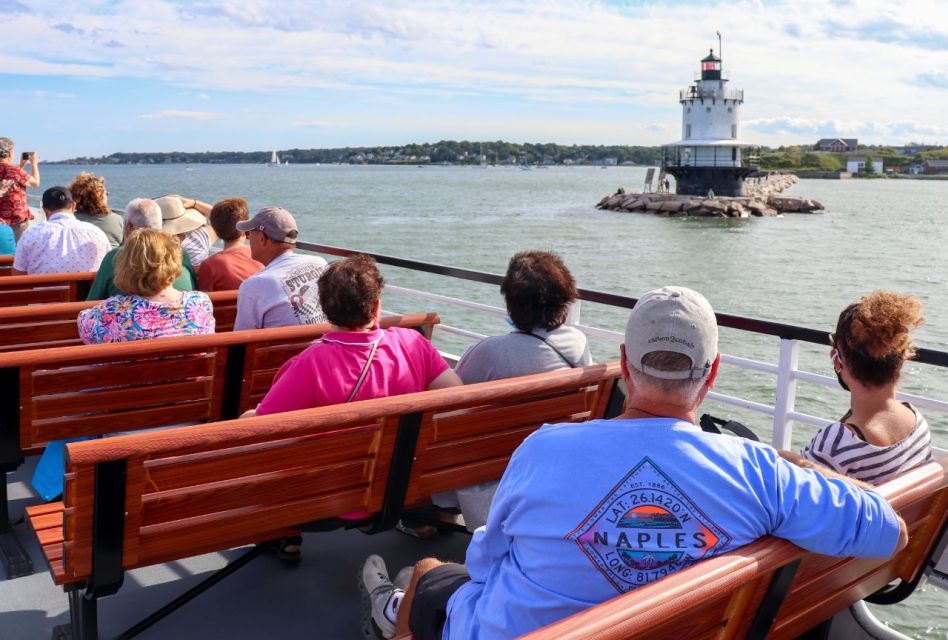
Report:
800,291,932,485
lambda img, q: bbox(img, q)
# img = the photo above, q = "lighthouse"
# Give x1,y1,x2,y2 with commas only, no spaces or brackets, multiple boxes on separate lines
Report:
661,49,759,197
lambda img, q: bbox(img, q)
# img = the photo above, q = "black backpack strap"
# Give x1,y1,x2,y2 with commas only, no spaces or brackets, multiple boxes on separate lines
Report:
699,413,759,442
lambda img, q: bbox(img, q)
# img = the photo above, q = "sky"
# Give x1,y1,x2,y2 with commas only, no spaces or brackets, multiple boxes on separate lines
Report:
2,0,947,160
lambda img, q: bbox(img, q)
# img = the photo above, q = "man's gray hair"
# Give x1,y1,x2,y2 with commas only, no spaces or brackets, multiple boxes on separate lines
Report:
0,138,13,160
124,198,162,230
628,351,705,405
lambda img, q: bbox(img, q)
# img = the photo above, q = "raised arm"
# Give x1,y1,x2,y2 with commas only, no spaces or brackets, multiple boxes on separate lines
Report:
20,152,40,188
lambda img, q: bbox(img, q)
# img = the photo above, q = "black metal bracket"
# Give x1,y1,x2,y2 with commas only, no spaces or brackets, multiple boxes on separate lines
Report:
67,459,128,639
746,558,800,640
866,515,948,605
0,366,23,473
603,379,626,419
115,543,270,640
220,344,248,420
76,279,92,302
363,412,423,534
0,366,30,579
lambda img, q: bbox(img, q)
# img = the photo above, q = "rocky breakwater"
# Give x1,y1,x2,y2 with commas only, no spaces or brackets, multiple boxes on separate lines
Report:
597,172,823,218
597,191,824,217
744,173,800,197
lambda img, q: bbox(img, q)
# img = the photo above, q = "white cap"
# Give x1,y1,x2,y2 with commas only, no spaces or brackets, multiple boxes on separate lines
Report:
624,286,718,380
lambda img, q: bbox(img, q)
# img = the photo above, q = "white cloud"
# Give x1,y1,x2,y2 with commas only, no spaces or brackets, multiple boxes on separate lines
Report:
138,110,220,120
6,1,948,145
290,119,330,128
32,90,76,98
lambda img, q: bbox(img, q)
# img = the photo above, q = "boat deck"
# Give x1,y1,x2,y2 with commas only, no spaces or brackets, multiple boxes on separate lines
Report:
1,456,470,639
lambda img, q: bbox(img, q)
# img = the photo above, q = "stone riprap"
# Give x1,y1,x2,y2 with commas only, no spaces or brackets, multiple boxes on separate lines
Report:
597,174,823,217
596,191,824,217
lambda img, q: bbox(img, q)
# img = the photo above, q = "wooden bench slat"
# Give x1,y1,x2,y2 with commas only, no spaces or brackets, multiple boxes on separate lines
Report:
144,425,383,491
28,401,213,445
34,378,213,420
31,353,216,395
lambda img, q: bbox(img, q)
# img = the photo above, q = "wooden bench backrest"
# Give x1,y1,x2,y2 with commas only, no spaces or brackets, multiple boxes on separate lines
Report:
1,313,439,453
0,291,239,352
236,315,437,415
0,272,96,306
0,254,12,276
56,363,622,584
521,454,948,640
405,368,622,505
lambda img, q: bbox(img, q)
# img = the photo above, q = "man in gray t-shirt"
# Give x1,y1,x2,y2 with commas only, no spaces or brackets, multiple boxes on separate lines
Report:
234,207,327,331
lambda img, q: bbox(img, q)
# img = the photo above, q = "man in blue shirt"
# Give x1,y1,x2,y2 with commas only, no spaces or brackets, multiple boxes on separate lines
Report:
361,286,907,640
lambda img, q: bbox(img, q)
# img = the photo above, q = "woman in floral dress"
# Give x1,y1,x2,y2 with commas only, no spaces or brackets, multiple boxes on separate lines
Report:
78,228,215,342
33,230,214,501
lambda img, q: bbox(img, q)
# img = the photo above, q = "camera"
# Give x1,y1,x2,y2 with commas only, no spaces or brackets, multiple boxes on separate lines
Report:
21,152,32,161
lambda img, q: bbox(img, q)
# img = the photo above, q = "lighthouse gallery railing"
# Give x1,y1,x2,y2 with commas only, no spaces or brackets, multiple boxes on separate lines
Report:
299,241,948,456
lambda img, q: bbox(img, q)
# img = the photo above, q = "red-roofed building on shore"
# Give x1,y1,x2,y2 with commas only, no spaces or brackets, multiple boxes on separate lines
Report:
816,138,858,152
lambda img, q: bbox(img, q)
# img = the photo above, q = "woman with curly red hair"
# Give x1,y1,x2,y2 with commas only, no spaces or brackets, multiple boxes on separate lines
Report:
70,172,124,248
801,291,932,484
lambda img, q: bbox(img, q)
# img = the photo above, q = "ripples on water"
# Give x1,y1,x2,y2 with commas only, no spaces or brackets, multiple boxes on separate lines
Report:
37,164,948,637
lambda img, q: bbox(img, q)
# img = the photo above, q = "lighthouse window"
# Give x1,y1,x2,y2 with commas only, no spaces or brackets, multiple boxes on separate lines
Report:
706,107,711,112
727,107,733,113
686,124,691,139
686,107,691,114
731,125,737,138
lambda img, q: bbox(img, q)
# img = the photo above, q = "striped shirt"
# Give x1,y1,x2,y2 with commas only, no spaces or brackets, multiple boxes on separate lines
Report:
180,226,211,268
802,404,933,485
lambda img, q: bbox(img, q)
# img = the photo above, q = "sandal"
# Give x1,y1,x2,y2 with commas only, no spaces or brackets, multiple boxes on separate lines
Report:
268,535,303,564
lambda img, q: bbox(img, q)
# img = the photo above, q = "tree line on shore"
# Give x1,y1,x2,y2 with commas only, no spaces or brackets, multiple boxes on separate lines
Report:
52,140,947,170
53,141,662,166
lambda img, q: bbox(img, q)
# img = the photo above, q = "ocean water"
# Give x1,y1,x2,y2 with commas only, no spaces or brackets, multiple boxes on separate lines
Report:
36,163,948,636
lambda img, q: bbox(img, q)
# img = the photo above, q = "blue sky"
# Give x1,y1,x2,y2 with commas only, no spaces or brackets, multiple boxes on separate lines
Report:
2,0,946,160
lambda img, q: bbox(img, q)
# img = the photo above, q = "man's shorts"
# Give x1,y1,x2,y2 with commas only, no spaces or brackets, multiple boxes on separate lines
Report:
408,563,471,640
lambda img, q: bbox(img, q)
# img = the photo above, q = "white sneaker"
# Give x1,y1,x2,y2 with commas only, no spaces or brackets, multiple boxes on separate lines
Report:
360,554,402,639
393,565,414,591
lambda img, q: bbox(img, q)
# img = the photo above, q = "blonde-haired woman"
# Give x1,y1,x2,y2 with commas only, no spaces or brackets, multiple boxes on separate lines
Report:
78,228,215,343
70,172,124,248
800,291,932,484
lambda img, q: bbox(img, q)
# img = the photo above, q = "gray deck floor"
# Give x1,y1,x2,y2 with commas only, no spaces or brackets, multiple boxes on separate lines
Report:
1,457,471,639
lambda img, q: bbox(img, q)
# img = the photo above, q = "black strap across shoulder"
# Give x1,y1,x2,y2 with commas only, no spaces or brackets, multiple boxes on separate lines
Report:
699,414,760,442
517,331,578,368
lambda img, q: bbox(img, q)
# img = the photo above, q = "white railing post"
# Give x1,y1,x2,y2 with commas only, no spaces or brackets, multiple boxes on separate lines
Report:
771,338,800,449
565,300,581,327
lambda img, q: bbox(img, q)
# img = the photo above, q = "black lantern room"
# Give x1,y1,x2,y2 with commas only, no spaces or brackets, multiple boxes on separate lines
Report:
700,49,721,81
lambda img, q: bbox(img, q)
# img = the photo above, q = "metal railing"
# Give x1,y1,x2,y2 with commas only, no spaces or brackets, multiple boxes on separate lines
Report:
299,242,948,454
679,86,744,102
660,146,761,170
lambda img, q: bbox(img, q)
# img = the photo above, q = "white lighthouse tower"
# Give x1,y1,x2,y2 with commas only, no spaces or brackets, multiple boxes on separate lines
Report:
661,48,759,196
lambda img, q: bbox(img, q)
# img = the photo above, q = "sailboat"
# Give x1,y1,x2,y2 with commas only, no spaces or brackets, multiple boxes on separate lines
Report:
267,150,281,166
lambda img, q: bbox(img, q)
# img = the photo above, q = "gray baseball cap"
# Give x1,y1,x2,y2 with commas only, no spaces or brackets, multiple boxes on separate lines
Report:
236,207,299,244
624,286,718,380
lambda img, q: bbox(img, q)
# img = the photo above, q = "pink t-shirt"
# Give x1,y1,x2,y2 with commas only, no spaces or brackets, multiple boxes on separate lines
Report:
256,326,448,415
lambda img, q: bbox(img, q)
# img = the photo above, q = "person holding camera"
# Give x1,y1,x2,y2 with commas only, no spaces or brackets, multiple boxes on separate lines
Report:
0,137,40,240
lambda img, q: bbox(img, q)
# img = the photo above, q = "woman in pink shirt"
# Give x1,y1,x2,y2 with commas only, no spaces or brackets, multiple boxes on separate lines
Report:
252,254,461,559
255,254,460,414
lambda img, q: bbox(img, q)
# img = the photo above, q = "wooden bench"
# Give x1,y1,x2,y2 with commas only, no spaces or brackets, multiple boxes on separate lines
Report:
0,255,13,276
0,272,96,306
26,362,624,639
0,313,440,580
522,453,948,640
0,290,240,352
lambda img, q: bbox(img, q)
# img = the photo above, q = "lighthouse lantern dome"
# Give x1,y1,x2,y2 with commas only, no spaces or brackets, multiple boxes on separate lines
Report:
700,49,722,81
